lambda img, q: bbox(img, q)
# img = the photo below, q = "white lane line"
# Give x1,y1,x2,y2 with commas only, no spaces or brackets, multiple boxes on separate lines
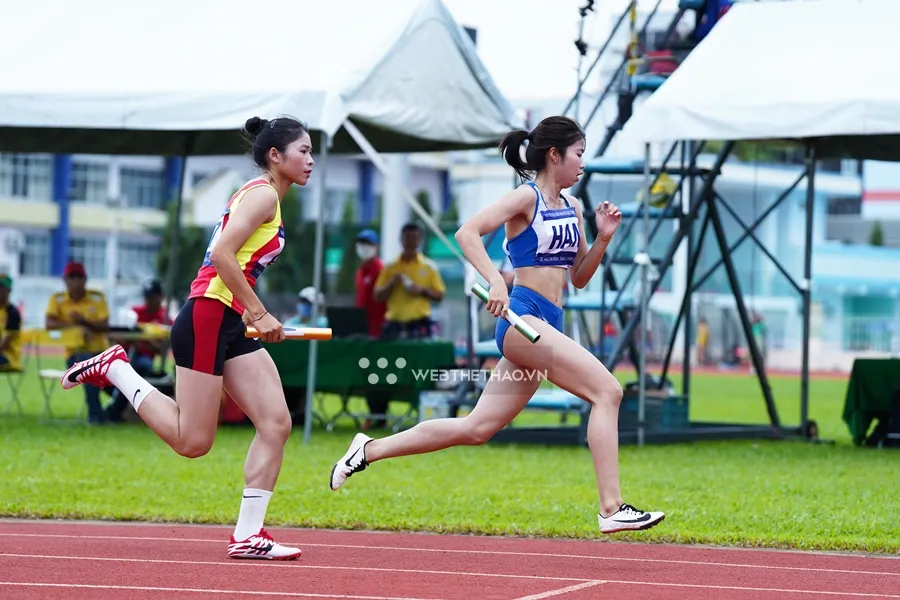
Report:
3,577,898,600
0,553,592,583
604,579,900,598
511,581,606,600
1,533,896,578
0,582,440,600
5,519,893,561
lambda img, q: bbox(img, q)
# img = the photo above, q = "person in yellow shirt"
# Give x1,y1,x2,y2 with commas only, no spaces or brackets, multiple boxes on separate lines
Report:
373,223,446,340
696,316,709,366
0,274,22,373
46,262,110,424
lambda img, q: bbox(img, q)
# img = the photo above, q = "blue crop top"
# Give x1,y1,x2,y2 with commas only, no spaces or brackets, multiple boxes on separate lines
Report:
503,182,581,269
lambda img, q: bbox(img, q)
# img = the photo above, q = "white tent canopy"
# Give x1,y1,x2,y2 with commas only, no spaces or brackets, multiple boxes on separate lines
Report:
0,0,520,155
1,0,519,444
621,0,900,160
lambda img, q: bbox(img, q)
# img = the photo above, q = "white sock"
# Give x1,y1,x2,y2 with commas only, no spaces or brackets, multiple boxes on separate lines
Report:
233,488,273,541
107,361,157,412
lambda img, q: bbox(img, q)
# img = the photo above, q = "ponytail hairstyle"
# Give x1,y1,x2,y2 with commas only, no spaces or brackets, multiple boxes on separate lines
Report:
498,116,586,180
242,115,309,170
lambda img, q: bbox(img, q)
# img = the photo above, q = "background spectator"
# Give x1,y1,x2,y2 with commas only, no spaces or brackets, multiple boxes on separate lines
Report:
355,229,387,338
45,262,110,425
285,287,329,327
374,223,446,340
0,273,22,373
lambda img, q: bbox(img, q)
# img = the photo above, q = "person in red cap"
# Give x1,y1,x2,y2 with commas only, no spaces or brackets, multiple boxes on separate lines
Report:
45,262,110,424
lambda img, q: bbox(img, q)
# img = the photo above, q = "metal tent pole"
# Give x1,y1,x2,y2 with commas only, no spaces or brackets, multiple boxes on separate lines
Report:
303,132,331,445
164,134,196,314
800,143,816,437
682,140,693,398
637,142,652,447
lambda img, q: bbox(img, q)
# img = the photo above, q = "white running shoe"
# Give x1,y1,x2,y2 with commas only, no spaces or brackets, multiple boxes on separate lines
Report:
598,503,665,534
227,528,301,560
329,433,373,491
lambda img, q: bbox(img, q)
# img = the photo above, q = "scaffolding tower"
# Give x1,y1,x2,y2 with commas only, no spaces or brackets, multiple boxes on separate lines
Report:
562,0,813,445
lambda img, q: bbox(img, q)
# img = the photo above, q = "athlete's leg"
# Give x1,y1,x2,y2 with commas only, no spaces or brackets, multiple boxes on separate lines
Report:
221,347,300,560
500,317,623,514
136,368,223,457
364,359,541,462
61,298,227,458
330,288,545,490
502,317,663,531
223,348,292,492
62,346,223,457
330,316,544,491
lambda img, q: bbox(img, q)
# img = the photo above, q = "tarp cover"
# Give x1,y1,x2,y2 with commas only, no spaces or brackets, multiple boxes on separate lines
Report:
621,0,900,161
0,0,520,155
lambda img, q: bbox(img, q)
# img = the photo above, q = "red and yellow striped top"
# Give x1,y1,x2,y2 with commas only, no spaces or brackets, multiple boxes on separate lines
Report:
188,177,285,314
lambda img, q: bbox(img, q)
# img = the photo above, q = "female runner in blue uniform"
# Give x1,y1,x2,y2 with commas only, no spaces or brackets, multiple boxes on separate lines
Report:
329,116,664,534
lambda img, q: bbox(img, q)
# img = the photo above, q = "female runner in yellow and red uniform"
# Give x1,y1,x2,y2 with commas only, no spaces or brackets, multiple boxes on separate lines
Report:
62,115,313,560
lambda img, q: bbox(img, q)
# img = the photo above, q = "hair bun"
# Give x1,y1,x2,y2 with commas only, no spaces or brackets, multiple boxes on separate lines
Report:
244,116,268,137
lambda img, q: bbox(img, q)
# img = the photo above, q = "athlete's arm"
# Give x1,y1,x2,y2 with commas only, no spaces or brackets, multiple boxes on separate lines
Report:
454,185,535,288
569,198,612,289
208,186,278,320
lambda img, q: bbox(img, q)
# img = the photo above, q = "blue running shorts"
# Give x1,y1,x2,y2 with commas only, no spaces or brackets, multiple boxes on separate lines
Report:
494,285,563,356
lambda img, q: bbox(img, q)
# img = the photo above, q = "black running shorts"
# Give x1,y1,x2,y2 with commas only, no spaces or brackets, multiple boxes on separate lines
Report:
170,297,262,376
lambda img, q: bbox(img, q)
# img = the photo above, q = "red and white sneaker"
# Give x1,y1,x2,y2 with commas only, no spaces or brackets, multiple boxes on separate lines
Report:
227,528,301,560
60,344,129,391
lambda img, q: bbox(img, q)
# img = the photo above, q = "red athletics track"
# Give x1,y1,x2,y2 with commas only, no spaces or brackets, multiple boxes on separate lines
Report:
0,519,897,600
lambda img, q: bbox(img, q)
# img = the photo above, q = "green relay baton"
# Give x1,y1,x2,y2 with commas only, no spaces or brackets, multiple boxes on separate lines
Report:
471,282,541,344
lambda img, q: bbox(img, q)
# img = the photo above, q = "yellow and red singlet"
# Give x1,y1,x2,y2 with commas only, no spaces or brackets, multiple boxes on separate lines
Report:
188,177,285,314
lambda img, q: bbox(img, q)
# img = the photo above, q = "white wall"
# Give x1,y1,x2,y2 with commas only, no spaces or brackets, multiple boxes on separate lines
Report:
452,161,518,224
189,169,249,228
861,159,900,219
184,155,256,199
184,153,453,241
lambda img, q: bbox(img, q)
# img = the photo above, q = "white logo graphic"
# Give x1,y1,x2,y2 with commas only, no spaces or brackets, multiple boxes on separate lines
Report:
358,357,407,385
358,357,547,387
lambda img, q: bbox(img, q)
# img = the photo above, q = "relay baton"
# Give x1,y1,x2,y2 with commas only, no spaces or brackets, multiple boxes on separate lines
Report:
245,326,332,341
471,282,540,344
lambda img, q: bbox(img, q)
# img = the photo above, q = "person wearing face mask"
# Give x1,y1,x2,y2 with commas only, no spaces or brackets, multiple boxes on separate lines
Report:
285,287,328,328
354,229,390,430
354,229,386,338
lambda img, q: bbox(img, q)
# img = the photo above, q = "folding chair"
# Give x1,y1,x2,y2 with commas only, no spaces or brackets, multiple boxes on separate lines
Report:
1,364,26,416
21,327,87,422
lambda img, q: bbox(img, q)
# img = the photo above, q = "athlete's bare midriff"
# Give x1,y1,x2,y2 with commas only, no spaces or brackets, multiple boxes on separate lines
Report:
509,266,568,306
